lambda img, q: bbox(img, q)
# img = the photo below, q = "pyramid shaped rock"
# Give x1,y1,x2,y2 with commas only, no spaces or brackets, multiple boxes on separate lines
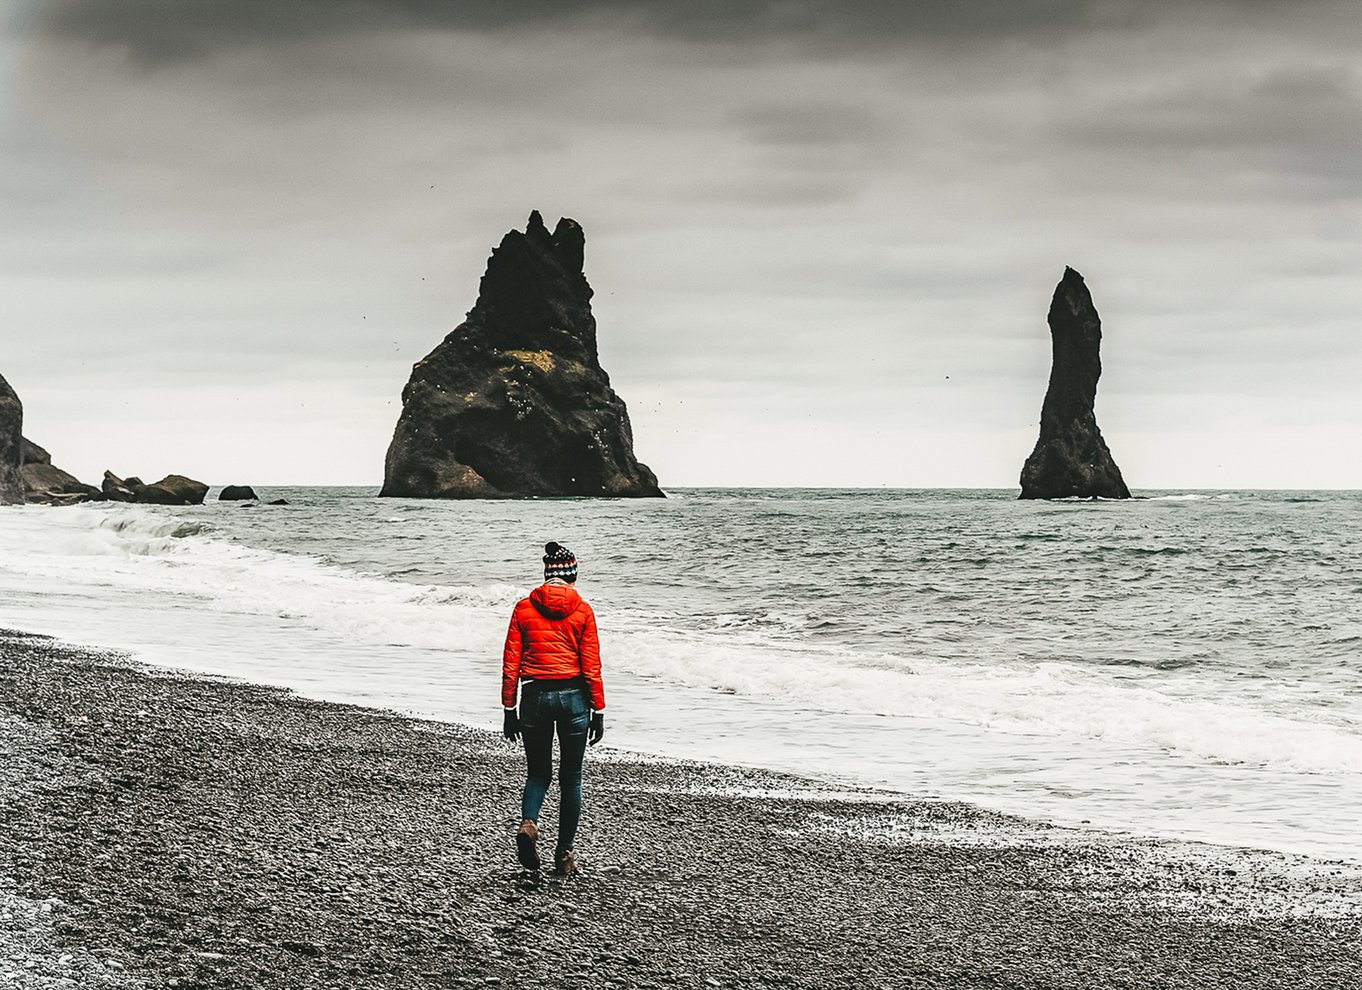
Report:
1020,267,1131,500
381,212,662,499
0,373,22,505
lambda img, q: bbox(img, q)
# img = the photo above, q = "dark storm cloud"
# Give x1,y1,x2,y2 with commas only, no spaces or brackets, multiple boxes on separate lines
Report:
33,0,1315,66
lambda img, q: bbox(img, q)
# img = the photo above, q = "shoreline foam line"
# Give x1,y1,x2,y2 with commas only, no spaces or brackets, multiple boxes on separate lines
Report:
2,628,1360,989
7,609,1357,866
4,498,1361,863
4,615,1360,870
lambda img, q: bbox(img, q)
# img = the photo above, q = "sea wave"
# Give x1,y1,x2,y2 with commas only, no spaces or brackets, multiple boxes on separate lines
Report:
607,619,1362,775
2,498,1361,795
0,504,512,656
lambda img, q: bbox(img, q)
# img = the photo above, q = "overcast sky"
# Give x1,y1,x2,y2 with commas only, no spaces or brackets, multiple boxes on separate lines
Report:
2,1,1359,489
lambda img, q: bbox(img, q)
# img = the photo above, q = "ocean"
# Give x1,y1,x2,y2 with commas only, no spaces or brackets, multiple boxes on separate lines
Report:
0,488,1358,862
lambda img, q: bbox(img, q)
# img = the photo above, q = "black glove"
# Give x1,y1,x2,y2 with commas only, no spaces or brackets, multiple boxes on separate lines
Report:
503,709,520,742
588,712,605,747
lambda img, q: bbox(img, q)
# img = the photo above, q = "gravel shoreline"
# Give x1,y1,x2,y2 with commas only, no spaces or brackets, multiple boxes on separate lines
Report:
2,629,1360,989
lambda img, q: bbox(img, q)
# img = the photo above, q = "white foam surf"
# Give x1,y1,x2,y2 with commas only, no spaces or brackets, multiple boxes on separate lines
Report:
2,503,1357,777
2,494,1360,861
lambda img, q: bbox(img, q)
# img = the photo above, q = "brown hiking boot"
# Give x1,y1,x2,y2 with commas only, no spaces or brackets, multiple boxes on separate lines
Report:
553,847,578,877
515,820,540,870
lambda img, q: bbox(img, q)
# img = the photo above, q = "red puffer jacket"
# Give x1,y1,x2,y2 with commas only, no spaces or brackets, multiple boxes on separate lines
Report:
502,583,605,711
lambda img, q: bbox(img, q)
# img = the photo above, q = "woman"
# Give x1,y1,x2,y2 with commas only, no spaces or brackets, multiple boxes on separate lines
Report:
501,542,606,876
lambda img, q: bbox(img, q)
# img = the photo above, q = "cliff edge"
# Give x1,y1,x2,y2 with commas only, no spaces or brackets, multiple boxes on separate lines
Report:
0,373,22,505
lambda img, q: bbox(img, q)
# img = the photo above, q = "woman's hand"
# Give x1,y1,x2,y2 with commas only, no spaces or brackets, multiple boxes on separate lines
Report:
588,711,605,746
502,709,520,742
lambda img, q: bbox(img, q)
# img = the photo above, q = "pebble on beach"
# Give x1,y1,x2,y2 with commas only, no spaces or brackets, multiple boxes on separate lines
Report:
1,629,1360,990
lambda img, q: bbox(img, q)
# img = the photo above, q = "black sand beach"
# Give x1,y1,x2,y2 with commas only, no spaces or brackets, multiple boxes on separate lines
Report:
2,629,1360,990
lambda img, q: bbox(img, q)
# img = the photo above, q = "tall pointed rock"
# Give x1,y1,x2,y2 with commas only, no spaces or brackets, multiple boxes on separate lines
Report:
381,212,662,499
0,373,24,505
1020,267,1131,499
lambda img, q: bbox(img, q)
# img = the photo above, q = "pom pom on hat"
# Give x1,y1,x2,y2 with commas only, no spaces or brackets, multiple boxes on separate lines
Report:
543,541,578,583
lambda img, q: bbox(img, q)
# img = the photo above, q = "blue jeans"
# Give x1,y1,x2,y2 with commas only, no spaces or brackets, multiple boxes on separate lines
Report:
519,682,591,851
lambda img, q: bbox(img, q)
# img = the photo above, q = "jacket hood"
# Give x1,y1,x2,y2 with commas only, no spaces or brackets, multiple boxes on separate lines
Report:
529,583,584,620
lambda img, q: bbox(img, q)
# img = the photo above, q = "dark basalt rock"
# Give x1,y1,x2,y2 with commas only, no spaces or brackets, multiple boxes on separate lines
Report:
219,485,259,501
142,474,209,505
20,437,50,465
131,484,184,505
0,374,23,505
1020,267,1131,500
102,470,137,502
381,211,662,499
103,470,208,505
21,435,101,504
22,462,100,504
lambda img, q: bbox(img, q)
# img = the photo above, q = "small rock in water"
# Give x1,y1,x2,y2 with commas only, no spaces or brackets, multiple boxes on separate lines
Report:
218,484,258,501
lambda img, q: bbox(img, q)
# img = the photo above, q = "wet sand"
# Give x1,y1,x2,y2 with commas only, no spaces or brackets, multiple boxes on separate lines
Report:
1,628,1360,989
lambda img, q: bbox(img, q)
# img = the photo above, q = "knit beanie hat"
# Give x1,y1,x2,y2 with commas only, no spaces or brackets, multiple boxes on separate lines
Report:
543,542,578,583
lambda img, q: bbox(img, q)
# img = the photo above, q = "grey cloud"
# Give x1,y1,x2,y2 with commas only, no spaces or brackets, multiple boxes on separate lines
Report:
30,0,1327,67
729,102,892,148
719,101,898,195
6,1,1362,488
666,172,858,208
1056,66,1362,188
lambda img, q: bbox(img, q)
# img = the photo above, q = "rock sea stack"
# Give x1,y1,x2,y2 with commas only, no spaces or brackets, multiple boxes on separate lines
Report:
219,485,259,501
381,211,662,499
1019,267,1131,500
0,374,22,505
